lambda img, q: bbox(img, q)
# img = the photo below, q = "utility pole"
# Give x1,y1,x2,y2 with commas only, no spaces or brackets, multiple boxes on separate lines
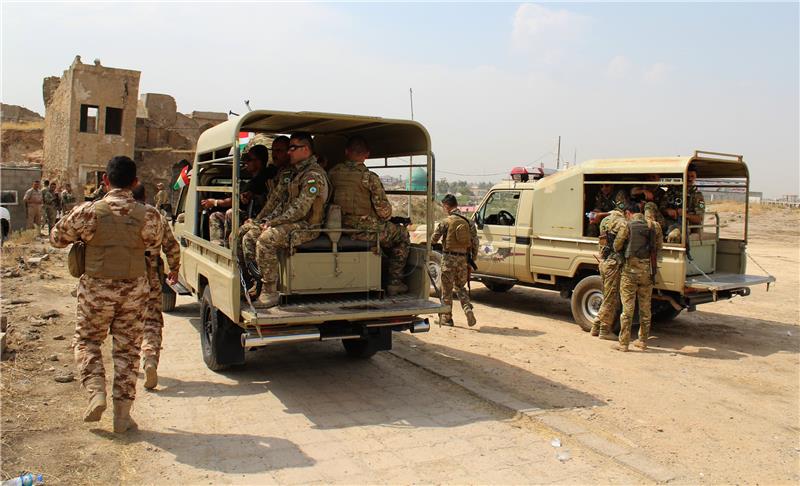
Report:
556,136,561,170
408,88,414,217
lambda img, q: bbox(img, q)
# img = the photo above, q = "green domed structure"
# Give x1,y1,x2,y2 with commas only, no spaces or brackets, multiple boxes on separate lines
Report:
408,167,427,191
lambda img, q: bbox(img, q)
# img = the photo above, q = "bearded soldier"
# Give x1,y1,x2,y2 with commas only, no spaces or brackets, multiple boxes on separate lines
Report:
328,136,410,296
612,202,663,352
591,201,626,340
431,194,479,327
253,132,329,307
50,156,171,433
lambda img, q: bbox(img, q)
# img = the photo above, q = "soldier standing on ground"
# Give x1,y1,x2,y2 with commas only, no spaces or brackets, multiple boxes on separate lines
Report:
43,181,60,234
591,201,626,340
328,136,410,296
23,180,43,230
612,202,663,352
61,183,77,216
132,185,180,390
254,132,329,307
50,156,170,433
431,194,479,327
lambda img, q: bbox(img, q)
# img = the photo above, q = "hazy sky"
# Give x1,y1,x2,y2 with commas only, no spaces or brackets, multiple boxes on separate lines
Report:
2,2,798,196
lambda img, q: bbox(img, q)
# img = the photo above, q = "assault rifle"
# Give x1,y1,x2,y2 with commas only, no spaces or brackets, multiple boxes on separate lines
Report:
649,226,658,283
389,216,412,226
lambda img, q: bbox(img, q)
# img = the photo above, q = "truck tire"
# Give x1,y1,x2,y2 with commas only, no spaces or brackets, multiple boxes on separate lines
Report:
162,288,177,312
200,286,245,371
570,275,604,332
342,327,391,359
484,281,515,292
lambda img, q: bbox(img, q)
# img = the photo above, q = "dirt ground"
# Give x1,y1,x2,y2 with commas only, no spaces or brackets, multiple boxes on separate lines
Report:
1,206,798,484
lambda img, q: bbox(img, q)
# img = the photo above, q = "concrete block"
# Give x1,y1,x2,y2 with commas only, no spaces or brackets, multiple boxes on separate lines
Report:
573,432,629,458
616,451,678,483
537,414,589,436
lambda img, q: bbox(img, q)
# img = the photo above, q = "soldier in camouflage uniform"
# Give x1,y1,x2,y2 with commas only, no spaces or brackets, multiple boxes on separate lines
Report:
591,202,627,339
153,183,170,214
587,184,628,236
661,167,705,243
132,185,180,390
23,180,44,230
431,194,479,327
43,181,61,234
328,136,410,296
612,203,663,352
60,183,77,215
50,156,171,433
630,174,666,228
253,133,329,307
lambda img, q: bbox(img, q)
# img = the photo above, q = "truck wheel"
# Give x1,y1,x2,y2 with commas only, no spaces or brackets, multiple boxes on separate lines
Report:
200,286,245,371
570,275,603,332
342,327,391,359
162,288,177,312
484,281,515,292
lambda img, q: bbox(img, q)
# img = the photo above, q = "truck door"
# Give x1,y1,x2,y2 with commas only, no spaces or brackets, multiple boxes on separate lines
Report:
474,190,521,277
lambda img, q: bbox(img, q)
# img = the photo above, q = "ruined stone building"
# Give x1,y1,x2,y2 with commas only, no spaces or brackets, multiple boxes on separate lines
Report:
39,56,227,201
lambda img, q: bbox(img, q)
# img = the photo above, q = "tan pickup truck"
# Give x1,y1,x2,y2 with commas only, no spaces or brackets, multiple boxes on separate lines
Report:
424,151,774,331
165,110,447,370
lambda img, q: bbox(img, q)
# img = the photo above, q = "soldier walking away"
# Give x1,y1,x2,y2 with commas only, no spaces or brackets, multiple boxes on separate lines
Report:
50,156,170,433
132,185,180,390
612,202,663,352
254,132,329,308
591,201,626,340
43,181,61,234
23,180,44,231
61,183,77,215
431,194,479,327
328,136,410,296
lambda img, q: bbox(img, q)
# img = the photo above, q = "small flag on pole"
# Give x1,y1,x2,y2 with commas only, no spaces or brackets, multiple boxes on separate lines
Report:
239,132,254,152
173,165,191,190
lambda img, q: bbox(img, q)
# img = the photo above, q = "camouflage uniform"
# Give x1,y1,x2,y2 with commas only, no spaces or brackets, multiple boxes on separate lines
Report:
592,209,627,337
240,167,294,263
431,208,479,325
61,189,77,215
587,189,627,237
328,160,410,289
255,156,329,295
613,213,663,349
630,185,666,228
661,184,705,243
141,213,181,368
43,189,60,232
50,189,167,406
23,187,43,229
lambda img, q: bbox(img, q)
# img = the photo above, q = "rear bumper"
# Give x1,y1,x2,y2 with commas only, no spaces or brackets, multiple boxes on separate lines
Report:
241,318,430,349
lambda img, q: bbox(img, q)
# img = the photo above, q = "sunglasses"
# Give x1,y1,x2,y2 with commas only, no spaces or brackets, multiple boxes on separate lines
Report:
288,144,309,152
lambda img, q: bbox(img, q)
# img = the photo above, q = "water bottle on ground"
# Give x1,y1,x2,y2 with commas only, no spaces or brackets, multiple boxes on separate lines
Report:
1,473,44,486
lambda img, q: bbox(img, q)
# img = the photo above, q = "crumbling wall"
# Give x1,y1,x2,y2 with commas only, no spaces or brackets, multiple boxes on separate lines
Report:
1,128,44,165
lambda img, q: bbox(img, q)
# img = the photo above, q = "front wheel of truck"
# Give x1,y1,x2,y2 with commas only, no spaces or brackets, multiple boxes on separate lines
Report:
200,286,245,371
570,275,604,332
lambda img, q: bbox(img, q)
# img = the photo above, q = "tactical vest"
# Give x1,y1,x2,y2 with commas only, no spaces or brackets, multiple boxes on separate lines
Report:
625,218,652,259
330,165,376,220
444,214,471,252
84,201,147,279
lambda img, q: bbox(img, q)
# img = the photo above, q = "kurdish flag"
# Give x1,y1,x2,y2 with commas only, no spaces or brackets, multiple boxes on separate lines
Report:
239,132,254,152
173,165,191,190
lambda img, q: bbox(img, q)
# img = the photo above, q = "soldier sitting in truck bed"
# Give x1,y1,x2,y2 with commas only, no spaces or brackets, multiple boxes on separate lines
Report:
587,184,628,237
630,173,666,229
328,136,410,296
661,166,705,243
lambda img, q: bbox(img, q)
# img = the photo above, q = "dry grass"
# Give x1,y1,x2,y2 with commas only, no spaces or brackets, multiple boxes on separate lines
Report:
1,121,44,131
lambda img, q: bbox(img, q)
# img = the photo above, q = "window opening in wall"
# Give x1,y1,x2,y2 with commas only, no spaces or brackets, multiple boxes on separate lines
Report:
105,107,123,135
1,190,19,205
80,105,99,133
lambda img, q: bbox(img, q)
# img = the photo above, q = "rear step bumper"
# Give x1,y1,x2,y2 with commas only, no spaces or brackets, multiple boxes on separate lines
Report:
241,318,430,349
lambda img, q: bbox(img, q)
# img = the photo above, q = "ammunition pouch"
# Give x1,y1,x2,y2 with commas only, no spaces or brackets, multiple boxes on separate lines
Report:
68,241,86,278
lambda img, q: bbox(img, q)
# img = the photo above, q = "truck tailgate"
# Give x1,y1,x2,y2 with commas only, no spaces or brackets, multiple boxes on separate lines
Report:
686,272,775,292
241,295,448,326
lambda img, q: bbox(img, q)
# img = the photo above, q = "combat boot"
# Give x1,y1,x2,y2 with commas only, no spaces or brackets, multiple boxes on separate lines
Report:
386,282,408,297
113,399,138,434
83,376,107,422
143,358,158,390
257,292,280,308
590,321,600,336
598,329,619,341
437,315,454,326
612,343,629,352
465,308,477,327
633,339,648,351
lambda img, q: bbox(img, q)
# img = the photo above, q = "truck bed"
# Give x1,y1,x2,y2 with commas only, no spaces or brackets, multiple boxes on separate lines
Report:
241,294,448,326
